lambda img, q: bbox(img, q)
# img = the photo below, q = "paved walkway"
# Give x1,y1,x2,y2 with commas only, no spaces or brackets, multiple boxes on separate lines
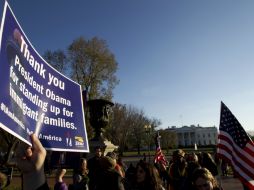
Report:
219,176,243,190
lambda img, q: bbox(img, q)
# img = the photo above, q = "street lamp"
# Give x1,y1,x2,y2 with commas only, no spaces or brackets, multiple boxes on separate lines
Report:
144,124,152,163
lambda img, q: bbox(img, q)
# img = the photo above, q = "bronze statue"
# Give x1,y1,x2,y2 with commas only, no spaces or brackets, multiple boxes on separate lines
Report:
87,99,114,140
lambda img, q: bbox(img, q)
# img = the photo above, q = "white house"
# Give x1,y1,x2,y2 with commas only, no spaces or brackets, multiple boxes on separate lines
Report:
166,125,218,147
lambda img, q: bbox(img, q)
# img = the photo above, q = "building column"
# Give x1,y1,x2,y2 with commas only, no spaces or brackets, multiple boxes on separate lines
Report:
182,132,184,146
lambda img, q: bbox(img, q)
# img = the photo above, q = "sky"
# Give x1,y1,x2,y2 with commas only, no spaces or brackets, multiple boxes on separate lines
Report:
1,0,254,131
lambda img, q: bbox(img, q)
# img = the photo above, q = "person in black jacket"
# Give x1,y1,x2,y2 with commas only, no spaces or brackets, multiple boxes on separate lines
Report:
69,158,89,190
168,149,188,190
95,156,125,190
201,153,218,177
87,146,102,190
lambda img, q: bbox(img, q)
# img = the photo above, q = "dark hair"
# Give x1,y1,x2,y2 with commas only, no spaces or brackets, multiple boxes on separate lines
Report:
78,158,88,175
136,161,162,190
106,152,117,160
94,146,101,151
201,152,218,176
99,156,116,170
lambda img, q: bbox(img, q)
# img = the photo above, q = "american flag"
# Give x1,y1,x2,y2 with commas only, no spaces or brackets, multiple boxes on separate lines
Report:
154,132,168,167
217,102,254,189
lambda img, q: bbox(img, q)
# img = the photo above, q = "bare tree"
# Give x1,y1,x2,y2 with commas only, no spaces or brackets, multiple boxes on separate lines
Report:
107,103,161,155
0,129,19,165
44,37,119,101
68,37,119,100
159,129,177,153
44,49,67,74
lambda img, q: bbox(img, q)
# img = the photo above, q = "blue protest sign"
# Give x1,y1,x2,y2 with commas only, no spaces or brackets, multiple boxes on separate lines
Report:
0,2,89,152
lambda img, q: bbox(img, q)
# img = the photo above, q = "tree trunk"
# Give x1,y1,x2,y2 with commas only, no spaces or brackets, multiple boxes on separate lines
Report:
137,144,140,155
6,138,19,166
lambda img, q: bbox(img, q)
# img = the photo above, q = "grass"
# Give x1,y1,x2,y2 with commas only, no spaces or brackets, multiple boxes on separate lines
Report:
5,186,22,190
121,147,215,157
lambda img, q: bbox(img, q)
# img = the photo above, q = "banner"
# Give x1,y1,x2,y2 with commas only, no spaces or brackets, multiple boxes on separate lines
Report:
0,2,89,152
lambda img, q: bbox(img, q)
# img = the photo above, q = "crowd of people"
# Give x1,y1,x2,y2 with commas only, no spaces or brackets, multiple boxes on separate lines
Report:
0,134,229,190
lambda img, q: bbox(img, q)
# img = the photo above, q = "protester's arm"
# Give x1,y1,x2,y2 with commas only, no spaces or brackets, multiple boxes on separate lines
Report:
16,134,48,190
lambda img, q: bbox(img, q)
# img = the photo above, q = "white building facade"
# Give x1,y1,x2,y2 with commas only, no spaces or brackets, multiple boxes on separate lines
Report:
166,125,218,147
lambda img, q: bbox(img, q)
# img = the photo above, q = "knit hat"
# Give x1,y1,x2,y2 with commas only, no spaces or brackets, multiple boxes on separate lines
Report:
106,152,117,160
99,156,116,170
173,149,185,157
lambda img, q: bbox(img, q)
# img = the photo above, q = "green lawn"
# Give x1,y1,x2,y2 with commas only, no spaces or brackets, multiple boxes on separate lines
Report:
121,147,215,157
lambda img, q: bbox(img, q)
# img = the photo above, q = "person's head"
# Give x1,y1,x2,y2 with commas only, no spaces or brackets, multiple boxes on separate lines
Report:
136,161,162,190
117,156,124,166
55,168,66,182
187,152,199,163
80,158,87,170
0,172,7,189
136,162,146,183
73,174,82,184
192,168,219,190
99,156,116,170
201,152,215,164
196,152,203,165
173,149,187,169
173,149,185,161
95,147,102,157
106,152,117,165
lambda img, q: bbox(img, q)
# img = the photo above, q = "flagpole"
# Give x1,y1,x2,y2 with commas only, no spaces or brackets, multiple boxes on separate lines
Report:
144,125,152,163
217,158,223,189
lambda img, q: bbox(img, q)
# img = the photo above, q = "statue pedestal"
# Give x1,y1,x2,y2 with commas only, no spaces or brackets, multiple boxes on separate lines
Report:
103,139,119,156
86,98,118,158
88,138,118,159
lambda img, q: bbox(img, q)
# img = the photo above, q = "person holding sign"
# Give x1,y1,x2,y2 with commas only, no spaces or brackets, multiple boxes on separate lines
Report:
16,134,49,190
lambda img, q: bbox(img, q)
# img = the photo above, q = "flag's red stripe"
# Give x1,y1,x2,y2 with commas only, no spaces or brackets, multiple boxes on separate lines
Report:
218,102,254,189
217,143,254,180
218,138,254,174
219,132,254,158
217,151,254,188
218,143,254,178
154,147,167,166
238,176,254,190
245,142,254,158
218,134,254,168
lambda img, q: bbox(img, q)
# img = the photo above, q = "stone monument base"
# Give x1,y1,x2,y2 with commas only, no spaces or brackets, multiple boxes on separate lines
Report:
87,138,118,159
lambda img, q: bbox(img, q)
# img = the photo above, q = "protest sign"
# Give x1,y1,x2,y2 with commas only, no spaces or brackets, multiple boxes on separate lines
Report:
0,2,89,152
